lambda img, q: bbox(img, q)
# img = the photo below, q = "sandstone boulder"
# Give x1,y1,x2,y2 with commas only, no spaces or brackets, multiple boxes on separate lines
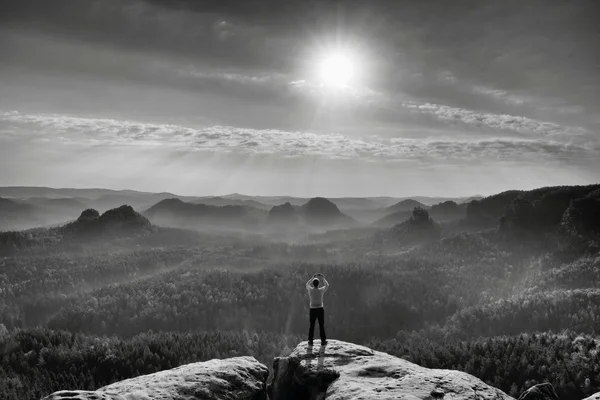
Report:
269,340,514,400
42,356,268,400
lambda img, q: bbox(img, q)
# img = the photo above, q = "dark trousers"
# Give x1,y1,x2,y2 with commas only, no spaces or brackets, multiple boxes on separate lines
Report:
308,307,326,343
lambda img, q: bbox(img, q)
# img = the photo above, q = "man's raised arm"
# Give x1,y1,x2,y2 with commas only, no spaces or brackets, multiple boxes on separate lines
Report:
320,276,330,292
306,274,316,290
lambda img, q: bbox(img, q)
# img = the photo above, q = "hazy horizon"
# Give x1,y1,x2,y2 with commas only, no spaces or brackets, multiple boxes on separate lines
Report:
0,182,541,200
1,0,599,197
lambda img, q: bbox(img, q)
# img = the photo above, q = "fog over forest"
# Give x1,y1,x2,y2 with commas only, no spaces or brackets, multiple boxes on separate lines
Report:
1,184,600,399
2,0,600,399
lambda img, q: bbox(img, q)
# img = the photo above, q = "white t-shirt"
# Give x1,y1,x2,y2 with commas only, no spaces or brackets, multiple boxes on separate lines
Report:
307,285,328,308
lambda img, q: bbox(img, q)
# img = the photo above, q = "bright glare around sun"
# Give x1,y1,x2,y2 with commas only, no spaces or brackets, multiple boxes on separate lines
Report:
318,52,357,88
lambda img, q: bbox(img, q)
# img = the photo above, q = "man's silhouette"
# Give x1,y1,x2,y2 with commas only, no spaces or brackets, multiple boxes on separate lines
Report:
306,273,329,345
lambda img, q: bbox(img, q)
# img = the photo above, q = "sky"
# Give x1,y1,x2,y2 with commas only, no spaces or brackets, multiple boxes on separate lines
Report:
0,0,599,197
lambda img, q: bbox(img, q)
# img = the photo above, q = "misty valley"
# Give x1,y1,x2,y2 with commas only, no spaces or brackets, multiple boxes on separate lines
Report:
3,0,600,397
1,184,599,399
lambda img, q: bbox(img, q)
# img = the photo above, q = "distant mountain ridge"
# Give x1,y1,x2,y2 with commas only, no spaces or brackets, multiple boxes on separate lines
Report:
223,193,479,208
0,197,45,230
0,186,479,209
0,186,199,214
0,186,164,199
143,198,267,231
192,196,271,210
0,186,489,232
0,197,85,231
21,197,88,210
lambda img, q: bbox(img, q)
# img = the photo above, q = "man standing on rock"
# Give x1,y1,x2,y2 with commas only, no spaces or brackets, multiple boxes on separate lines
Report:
306,273,329,346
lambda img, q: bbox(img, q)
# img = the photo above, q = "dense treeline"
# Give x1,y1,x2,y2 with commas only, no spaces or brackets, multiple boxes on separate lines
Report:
531,256,600,290
368,330,600,400
443,289,600,340
0,223,241,256
3,229,590,343
0,240,337,329
4,228,539,342
45,261,462,342
44,253,600,344
3,184,600,400
0,328,302,400
410,231,551,303
3,328,600,400
0,248,196,328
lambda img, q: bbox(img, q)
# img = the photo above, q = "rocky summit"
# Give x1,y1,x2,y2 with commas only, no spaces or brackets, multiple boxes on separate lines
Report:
41,356,268,400
41,339,597,400
269,340,513,400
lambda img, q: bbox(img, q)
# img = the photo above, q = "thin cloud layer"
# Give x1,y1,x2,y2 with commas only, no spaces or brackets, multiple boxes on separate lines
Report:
1,111,596,165
401,102,591,140
1,0,599,195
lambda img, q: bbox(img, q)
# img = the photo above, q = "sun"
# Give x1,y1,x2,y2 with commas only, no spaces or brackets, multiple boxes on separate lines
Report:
318,52,357,88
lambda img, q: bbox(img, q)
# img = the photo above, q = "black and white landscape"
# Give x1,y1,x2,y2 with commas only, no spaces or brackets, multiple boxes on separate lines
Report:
1,184,600,399
1,0,600,399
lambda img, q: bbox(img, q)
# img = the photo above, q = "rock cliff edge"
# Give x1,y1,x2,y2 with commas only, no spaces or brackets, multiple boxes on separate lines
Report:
268,340,514,400
41,356,268,400
42,339,597,400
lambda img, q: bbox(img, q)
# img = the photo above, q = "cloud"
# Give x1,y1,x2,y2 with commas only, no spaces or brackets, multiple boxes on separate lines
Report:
401,101,591,140
1,110,596,166
3,0,598,137
178,68,284,86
